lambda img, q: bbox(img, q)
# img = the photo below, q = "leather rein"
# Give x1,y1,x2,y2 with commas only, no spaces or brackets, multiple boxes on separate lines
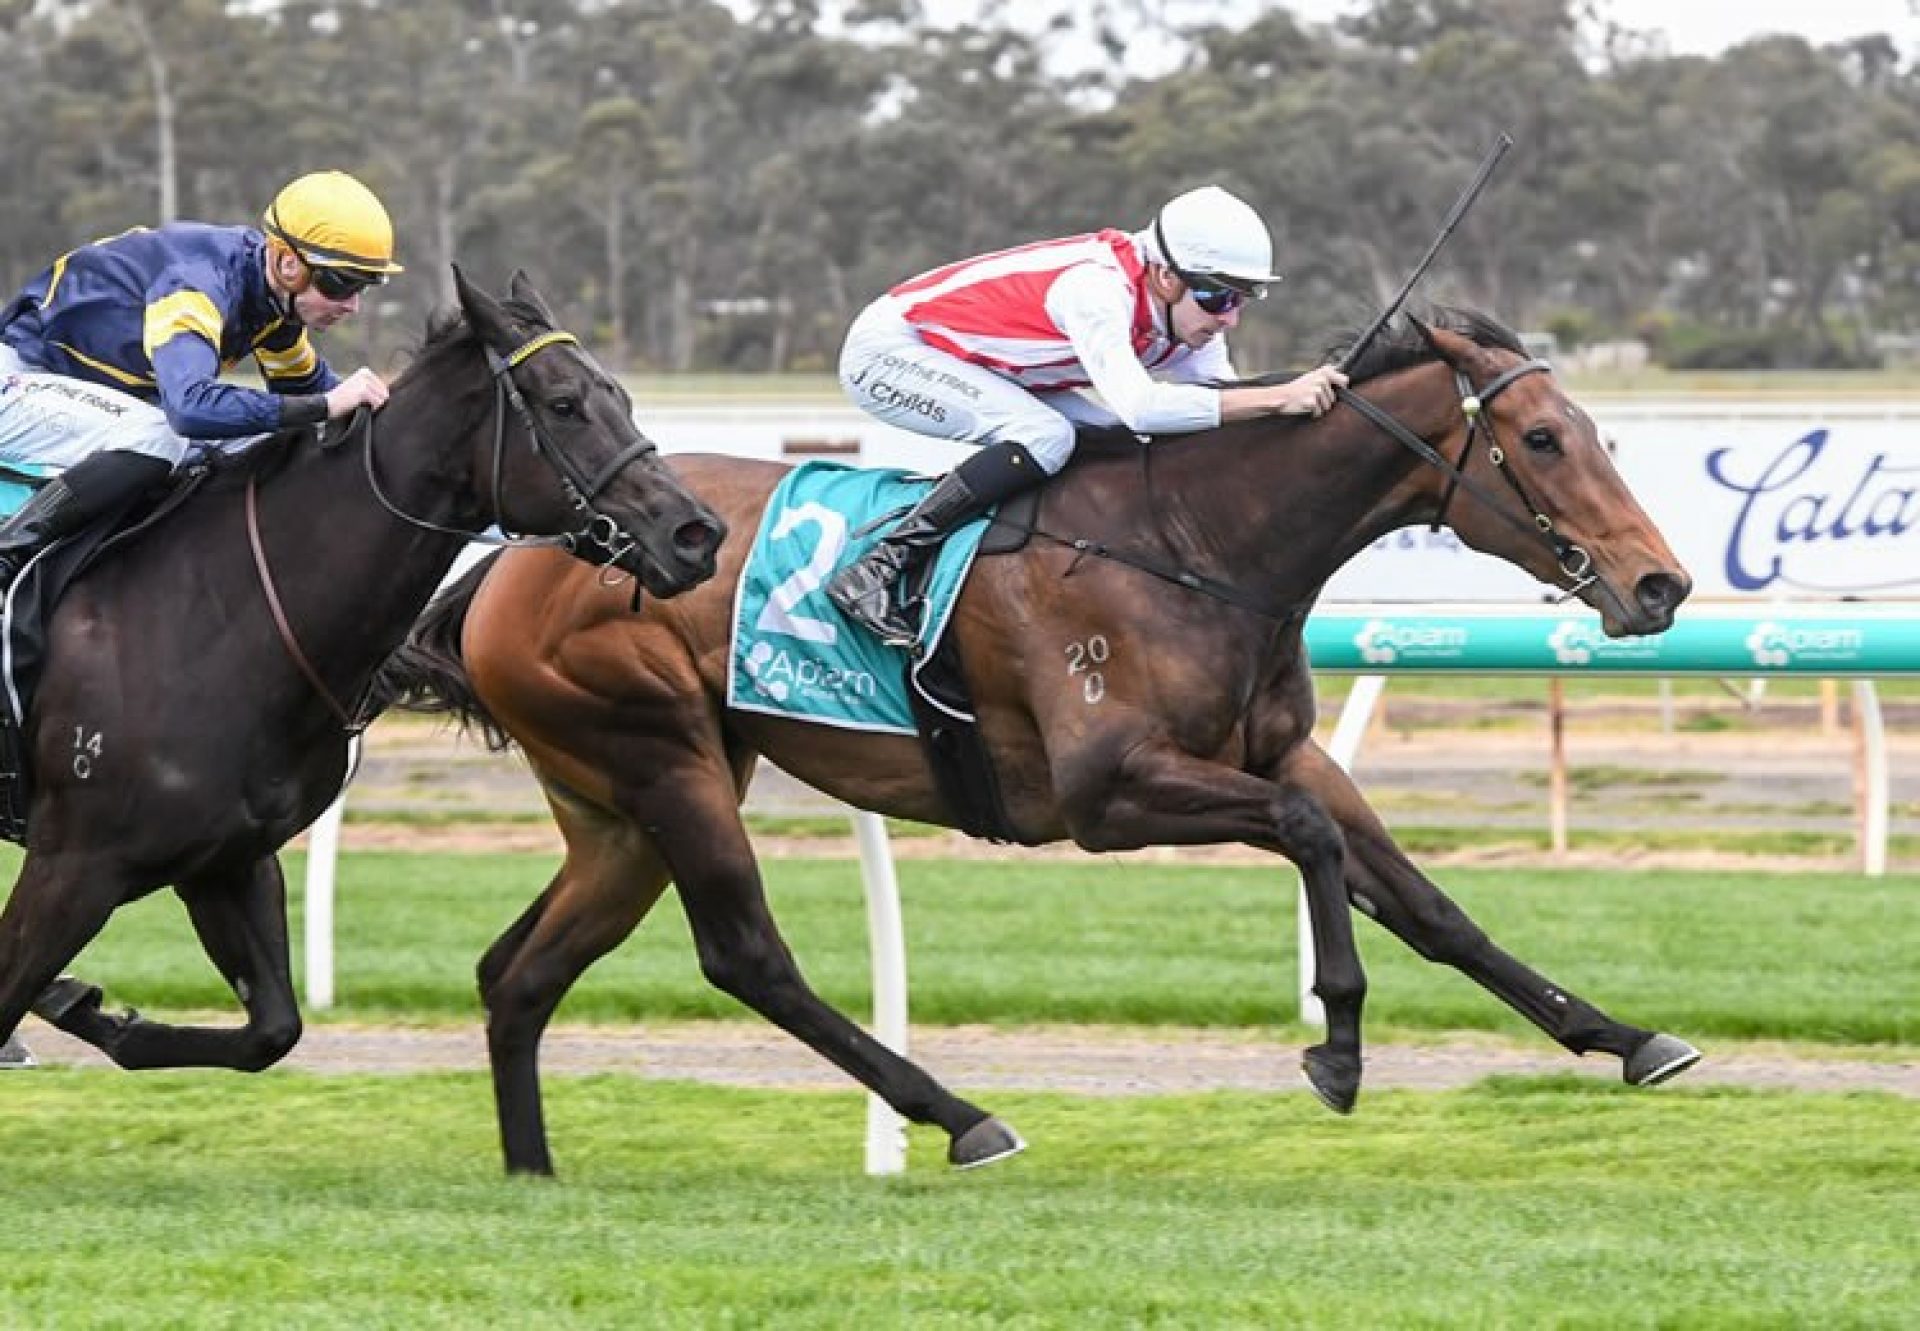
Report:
1009,355,1611,626
245,326,656,732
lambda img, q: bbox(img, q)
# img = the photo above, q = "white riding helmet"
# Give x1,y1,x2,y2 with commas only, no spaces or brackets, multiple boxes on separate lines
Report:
1153,185,1282,296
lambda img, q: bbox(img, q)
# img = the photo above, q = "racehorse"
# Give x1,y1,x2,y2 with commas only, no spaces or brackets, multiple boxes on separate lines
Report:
0,268,725,1074
375,306,1700,1176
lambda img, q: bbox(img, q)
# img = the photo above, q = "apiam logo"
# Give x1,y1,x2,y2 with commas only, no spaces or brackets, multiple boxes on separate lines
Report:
1709,429,1919,594
1742,621,1866,669
1353,619,1468,664
1546,620,1602,666
742,639,879,705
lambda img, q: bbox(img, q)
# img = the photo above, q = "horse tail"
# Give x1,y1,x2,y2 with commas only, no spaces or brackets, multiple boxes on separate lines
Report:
369,552,514,751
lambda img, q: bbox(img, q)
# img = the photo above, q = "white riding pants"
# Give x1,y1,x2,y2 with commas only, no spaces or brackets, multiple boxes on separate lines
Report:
838,299,1121,475
0,343,188,473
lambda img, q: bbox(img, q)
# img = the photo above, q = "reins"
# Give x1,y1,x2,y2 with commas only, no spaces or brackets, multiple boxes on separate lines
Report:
995,351,1606,627
246,324,654,733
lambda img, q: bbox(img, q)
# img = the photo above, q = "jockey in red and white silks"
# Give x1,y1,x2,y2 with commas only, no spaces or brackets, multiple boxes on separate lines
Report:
827,184,1349,648
844,228,1227,474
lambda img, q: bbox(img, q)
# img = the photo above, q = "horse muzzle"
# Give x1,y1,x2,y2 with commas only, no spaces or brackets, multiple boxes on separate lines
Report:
1598,567,1692,637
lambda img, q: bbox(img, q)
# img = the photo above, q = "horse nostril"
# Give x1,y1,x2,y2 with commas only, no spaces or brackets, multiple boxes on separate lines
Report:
675,520,722,557
1635,571,1689,617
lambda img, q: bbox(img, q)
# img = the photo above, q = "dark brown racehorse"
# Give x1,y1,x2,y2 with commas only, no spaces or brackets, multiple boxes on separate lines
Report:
0,269,724,1075
376,307,1699,1176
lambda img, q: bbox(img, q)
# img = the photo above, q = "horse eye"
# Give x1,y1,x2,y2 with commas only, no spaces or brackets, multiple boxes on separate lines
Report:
548,396,580,419
1524,426,1561,455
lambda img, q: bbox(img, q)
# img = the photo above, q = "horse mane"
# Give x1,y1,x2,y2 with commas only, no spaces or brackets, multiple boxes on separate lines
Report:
1070,303,1525,460
194,298,552,492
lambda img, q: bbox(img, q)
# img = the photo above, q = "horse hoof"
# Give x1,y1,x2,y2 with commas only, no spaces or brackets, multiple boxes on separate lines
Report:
0,1034,35,1068
1301,1045,1361,1115
1624,1033,1701,1087
949,1116,1026,1170
32,975,102,1024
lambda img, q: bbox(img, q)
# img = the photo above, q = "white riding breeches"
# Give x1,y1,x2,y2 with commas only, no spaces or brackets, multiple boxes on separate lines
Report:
839,300,1119,475
0,344,188,473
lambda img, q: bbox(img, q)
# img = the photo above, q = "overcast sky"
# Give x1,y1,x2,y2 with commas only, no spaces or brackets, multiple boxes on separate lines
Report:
915,0,1918,79
1278,0,1916,56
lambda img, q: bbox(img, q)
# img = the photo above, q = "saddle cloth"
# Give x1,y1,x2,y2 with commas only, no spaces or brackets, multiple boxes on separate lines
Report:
726,462,992,734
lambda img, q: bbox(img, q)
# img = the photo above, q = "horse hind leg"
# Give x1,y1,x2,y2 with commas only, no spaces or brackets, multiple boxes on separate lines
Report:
479,788,685,1176
42,857,302,1071
646,763,1020,1169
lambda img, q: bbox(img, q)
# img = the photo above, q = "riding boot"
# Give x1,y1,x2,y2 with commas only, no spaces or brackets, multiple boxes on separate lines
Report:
827,440,1044,648
0,451,172,593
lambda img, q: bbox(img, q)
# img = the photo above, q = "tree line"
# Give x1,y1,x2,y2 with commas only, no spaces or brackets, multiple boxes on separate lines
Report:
3,0,1916,374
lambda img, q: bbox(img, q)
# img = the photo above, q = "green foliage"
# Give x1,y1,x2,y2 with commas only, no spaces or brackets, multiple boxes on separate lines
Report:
2,0,1916,373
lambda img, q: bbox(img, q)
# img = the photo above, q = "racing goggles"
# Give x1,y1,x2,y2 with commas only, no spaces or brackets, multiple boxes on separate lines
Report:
308,264,386,301
1185,280,1252,316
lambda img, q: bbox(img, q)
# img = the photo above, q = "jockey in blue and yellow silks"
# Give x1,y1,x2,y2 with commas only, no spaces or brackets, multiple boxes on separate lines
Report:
0,170,403,589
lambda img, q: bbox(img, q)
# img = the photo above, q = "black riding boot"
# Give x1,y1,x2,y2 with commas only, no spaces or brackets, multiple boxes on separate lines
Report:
0,451,172,592
827,441,1046,647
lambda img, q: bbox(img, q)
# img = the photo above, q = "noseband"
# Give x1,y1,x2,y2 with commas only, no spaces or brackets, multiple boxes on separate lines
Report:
1334,359,1602,604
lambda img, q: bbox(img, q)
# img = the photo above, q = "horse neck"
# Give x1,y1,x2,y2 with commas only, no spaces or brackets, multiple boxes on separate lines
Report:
253,363,494,691
1150,361,1457,599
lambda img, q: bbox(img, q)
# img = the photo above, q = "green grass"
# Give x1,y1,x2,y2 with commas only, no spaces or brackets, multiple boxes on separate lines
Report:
18,854,1920,1046
1,1072,1914,1328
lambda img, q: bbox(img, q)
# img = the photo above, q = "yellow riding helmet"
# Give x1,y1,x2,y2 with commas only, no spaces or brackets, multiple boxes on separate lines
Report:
263,170,404,276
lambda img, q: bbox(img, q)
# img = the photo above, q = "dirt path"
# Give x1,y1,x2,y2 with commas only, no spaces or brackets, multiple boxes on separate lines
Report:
14,1021,1917,1097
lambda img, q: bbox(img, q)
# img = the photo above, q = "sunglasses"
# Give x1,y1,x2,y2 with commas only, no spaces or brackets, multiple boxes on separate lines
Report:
1186,282,1248,316
309,264,384,301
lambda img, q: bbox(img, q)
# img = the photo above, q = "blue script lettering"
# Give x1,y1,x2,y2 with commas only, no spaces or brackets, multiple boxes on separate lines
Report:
1708,430,1918,592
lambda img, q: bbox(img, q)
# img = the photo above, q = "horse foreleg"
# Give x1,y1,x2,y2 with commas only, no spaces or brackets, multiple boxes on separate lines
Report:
1064,739,1365,1113
0,852,128,1067
44,858,303,1071
1287,740,1700,1085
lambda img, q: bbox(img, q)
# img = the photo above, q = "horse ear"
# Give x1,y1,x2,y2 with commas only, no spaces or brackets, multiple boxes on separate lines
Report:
1411,316,1474,369
508,269,559,326
453,264,513,351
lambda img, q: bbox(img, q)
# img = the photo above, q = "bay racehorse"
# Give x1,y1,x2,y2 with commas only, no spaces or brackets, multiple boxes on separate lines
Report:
0,268,725,1075
376,307,1699,1176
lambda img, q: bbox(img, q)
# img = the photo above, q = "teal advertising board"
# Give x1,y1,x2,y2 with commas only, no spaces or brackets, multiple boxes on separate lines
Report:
1304,606,1920,675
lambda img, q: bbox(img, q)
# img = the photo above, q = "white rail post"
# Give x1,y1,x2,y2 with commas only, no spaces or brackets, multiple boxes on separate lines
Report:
854,808,909,1174
302,794,344,1011
1852,681,1888,877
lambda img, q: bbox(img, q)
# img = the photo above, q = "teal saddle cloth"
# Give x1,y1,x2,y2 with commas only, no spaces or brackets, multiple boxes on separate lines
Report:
0,462,55,518
726,462,991,735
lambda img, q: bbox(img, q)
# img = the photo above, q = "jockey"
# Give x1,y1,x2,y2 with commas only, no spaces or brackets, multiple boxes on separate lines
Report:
0,170,402,590
826,184,1349,647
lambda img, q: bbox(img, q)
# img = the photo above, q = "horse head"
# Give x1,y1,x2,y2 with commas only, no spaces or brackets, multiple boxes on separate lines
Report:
1405,315,1690,636
452,266,725,597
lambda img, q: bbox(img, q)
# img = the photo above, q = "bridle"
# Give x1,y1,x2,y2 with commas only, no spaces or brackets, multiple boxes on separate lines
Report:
246,324,659,731
358,327,658,569
1333,356,1605,605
